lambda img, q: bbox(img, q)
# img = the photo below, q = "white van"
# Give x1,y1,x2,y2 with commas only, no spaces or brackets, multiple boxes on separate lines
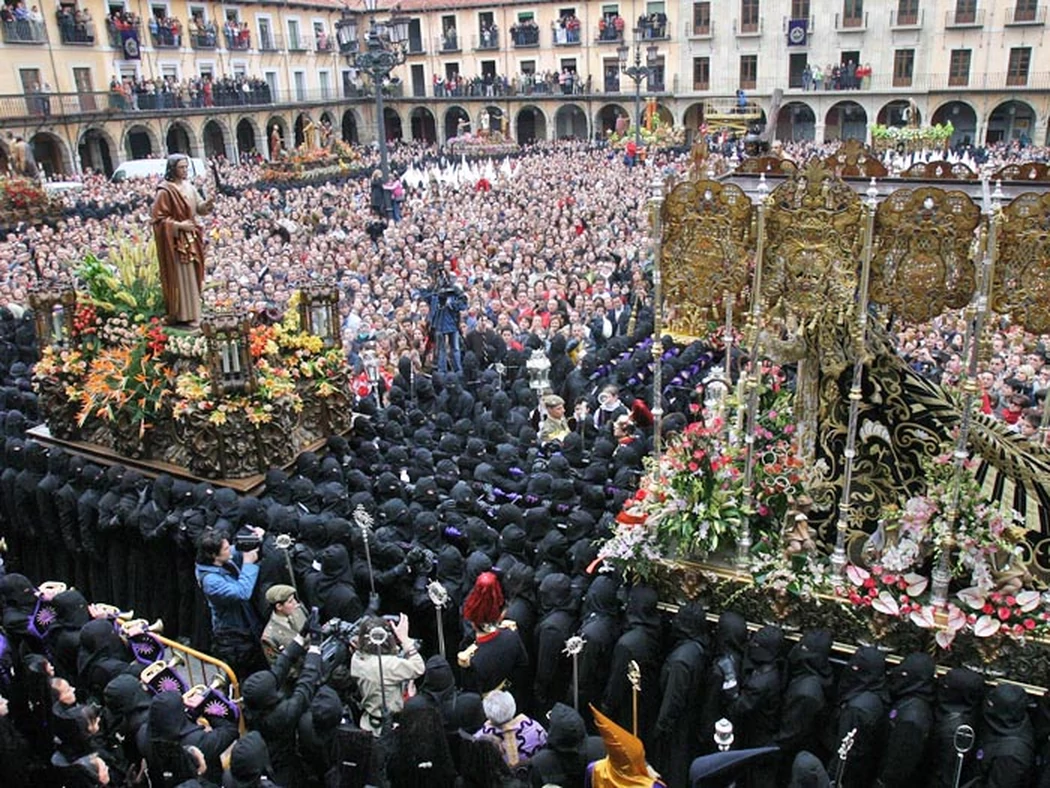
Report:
111,157,206,182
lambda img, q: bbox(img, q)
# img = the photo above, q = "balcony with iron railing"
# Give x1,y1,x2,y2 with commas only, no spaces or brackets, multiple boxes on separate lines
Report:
314,33,333,52
686,19,714,38
1006,5,1047,24
945,7,985,27
835,11,868,30
637,19,669,40
225,30,251,51
551,23,581,45
286,32,308,52
2,18,48,43
437,31,460,52
890,8,924,27
106,21,141,48
187,24,219,50
510,24,540,47
472,30,498,50
258,31,282,52
596,22,624,43
56,12,96,44
149,22,181,48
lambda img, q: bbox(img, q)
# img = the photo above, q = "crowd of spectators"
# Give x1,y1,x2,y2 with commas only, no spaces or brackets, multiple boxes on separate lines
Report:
433,70,589,98
0,127,1047,786
107,73,272,111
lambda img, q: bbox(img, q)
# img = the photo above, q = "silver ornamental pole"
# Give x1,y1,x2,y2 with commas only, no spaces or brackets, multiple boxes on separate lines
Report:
564,635,586,711
829,180,878,584
739,192,768,569
353,505,378,606
650,173,665,477
427,580,449,658
932,182,1000,607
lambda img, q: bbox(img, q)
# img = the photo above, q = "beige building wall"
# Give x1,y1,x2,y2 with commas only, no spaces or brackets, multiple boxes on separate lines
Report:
0,0,1047,175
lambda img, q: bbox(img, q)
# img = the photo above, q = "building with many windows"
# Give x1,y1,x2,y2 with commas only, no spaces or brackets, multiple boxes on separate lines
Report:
0,0,1047,176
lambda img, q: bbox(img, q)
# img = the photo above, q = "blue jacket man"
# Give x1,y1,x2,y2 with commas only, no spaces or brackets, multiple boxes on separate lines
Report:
424,283,467,374
194,527,266,677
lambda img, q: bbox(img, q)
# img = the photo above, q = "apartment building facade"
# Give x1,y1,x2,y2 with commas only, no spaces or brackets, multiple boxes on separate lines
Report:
0,0,1045,176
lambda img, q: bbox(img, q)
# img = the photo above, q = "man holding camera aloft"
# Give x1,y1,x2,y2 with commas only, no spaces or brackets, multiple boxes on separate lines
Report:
194,526,268,679
350,613,425,736
422,272,467,375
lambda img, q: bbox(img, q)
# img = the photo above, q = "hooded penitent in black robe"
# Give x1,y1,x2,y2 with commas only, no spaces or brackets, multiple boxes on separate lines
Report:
776,629,834,769
37,447,73,581
76,619,133,703
729,625,784,788
528,702,605,788
977,683,1035,788
137,690,238,785
575,575,621,718
875,652,936,787
532,572,578,714
825,645,887,788
601,584,662,747
929,667,984,788
651,601,708,788
241,640,322,787
698,611,748,754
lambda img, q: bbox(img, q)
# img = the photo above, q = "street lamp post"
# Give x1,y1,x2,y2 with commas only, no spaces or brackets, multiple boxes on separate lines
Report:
336,0,409,192
617,30,659,151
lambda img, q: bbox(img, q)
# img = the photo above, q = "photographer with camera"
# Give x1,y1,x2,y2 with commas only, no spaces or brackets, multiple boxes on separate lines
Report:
350,613,425,736
242,630,323,787
194,527,268,680
421,269,467,376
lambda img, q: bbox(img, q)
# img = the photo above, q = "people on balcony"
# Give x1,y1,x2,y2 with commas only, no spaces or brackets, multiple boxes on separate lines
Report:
479,22,497,48
188,14,216,48
104,73,273,112
148,14,180,47
3,0,45,40
316,29,330,51
223,19,249,50
442,26,457,50
598,13,624,41
637,12,667,38
56,5,94,43
553,13,580,44
510,18,539,45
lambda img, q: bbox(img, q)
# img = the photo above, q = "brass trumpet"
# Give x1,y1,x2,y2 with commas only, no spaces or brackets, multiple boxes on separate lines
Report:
119,618,164,638
139,653,186,686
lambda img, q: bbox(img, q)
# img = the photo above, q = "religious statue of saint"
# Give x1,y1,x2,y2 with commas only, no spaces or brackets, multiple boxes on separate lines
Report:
151,155,213,327
269,125,282,161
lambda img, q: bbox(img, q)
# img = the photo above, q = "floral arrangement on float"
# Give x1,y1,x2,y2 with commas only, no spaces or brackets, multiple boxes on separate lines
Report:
599,364,1050,661
870,122,953,152
261,139,362,182
599,376,804,578
0,175,60,229
32,248,354,478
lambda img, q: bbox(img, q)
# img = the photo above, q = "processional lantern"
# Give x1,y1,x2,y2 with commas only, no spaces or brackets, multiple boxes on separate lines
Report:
28,281,76,351
201,312,255,398
298,282,341,349
525,348,552,396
